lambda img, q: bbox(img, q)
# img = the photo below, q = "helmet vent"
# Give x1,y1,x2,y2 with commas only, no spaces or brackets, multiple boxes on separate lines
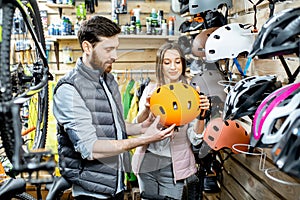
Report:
169,85,174,90
173,102,178,110
213,125,219,132
208,135,215,142
225,26,231,31
159,106,166,115
235,123,240,128
214,35,220,39
209,49,216,54
224,121,229,126
157,88,161,93
187,101,192,109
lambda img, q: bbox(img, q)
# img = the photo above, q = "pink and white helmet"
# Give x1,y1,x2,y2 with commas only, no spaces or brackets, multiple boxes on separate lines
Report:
251,82,300,147
271,113,300,178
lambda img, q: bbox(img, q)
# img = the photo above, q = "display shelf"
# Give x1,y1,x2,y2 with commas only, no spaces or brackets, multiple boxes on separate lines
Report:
46,3,74,9
46,34,179,70
46,34,178,41
46,3,74,18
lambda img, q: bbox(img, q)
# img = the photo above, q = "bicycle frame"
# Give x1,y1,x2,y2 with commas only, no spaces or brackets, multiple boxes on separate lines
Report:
6,0,50,104
0,0,54,176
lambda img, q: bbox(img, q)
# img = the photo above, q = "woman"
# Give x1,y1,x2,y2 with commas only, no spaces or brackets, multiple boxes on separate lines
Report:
132,42,210,199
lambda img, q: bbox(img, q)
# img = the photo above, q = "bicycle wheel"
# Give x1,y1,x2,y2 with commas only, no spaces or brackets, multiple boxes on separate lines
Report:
0,190,36,200
0,0,49,165
15,192,36,200
19,0,49,152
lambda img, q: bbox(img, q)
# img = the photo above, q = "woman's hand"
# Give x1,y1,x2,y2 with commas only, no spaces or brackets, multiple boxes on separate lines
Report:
200,95,210,110
144,94,151,108
197,94,210,120
136,94,151,123
193,85,210,120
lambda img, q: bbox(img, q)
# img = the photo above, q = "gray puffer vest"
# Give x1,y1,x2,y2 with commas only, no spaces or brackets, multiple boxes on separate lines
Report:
54,58,131,196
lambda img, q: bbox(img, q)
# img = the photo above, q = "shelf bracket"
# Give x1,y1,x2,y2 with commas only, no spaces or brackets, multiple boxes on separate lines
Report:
58,7,63,18
53,41,60,71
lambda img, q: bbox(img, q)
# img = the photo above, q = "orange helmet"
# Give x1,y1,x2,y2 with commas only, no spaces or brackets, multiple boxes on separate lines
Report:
203,118,250,153
149,82,201,126
192,27,219,58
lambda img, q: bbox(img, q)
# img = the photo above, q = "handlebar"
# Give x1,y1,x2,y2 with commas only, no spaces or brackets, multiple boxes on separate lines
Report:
46,176,71,200
0,178,26,199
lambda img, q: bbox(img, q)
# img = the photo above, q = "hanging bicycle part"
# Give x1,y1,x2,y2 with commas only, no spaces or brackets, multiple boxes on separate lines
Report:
0,0,54,185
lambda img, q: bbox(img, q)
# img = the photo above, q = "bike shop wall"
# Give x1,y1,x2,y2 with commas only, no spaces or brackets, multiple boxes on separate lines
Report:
35,1,300,200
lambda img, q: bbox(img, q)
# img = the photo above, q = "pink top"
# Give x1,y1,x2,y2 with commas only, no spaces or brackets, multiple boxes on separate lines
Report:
132,83,197,182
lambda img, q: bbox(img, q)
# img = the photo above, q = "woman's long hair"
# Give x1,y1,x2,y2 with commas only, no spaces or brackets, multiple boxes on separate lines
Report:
155,42,188,86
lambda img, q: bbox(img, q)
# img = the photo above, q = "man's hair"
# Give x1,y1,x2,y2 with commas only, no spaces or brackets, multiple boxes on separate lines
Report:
78,16,121,51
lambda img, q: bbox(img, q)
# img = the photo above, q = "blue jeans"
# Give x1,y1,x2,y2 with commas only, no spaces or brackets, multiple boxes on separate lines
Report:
137,152,184,200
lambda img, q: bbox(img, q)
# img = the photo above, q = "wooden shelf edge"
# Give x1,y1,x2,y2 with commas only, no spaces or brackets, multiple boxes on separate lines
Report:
46,3,74,9
46,35,178,41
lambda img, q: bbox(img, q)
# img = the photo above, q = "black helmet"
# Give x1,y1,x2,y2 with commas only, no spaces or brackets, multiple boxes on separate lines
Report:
223,75,281,120
189,0,232,15
249,7,300,58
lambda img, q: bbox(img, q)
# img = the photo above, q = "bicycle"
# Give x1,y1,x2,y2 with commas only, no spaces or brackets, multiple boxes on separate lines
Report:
0,0,57,199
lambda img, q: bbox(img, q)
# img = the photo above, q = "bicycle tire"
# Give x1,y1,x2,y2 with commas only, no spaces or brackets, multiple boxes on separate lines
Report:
15,192,37,200
0,0,17,164
0,0,49,164
0,192,36,200
22,0,49,151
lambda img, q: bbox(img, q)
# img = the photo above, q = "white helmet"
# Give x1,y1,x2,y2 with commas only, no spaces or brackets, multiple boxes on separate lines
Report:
205,23,255,62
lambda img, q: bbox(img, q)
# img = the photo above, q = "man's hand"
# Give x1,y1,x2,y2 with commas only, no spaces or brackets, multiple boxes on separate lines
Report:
142,116,176,142
140,112,155,131
93,116,175,159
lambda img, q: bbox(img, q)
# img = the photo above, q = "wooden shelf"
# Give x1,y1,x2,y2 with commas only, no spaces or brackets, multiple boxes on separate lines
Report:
45,3,74,9
46,34,179,71
46,35,77,41
46,3,74,18
119,34,178,41
46,34,178,41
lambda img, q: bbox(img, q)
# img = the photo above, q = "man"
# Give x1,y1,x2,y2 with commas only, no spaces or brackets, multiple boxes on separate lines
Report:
53,16,175,200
